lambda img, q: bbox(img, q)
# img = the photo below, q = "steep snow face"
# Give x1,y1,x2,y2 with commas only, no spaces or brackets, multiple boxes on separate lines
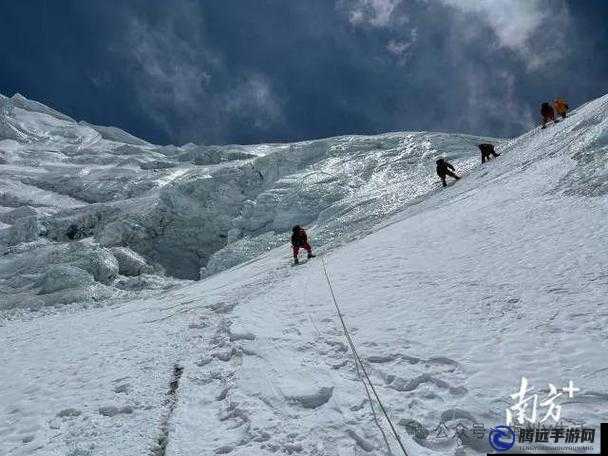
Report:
0,93,496,310
1,93,607,456
159,95,608,456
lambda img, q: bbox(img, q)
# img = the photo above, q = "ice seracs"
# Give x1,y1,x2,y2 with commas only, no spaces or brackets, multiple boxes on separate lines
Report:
0,93,496,310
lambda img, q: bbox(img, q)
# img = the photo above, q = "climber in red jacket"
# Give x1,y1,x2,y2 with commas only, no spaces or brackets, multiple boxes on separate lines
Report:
291,225,316,265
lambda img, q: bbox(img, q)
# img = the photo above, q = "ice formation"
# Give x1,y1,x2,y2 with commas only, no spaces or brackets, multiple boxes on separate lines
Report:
0,93,495,310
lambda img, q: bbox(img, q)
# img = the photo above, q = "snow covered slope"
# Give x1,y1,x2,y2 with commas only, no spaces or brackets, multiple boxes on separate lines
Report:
0,93,495,312
1,93,608,456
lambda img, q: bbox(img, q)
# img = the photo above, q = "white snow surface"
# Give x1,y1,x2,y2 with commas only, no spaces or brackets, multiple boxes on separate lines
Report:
1,93,608,455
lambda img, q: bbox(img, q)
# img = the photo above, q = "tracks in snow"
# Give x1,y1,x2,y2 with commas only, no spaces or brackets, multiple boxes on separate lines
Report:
151,364,184,456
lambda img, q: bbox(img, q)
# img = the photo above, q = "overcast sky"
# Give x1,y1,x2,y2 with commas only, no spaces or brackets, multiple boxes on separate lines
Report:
0,0,606,145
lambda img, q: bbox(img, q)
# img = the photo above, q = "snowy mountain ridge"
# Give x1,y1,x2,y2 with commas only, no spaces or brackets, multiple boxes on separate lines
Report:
0,92,496,312
1,92,608,456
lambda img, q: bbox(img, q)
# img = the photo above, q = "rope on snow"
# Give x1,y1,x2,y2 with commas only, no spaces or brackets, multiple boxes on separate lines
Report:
320,257,409,456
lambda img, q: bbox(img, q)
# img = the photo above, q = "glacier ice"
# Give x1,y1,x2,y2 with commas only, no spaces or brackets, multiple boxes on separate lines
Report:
0,93,500,310
37,264,95,294
3,91,607,311
109,246,153,276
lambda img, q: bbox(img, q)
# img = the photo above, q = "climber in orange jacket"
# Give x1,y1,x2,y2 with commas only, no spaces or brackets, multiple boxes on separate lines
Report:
554,98,569,119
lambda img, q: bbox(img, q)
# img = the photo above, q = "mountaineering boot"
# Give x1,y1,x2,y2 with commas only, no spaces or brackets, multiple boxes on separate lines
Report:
294,257,299,265
307,253,316,259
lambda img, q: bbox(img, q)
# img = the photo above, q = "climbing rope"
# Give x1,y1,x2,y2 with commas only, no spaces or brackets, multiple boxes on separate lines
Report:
320,257,409,456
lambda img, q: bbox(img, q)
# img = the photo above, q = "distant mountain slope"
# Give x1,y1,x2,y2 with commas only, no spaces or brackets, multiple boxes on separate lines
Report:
78,121,151,146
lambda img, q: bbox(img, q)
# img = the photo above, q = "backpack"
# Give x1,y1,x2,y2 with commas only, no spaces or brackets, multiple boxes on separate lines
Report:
478,143,493,154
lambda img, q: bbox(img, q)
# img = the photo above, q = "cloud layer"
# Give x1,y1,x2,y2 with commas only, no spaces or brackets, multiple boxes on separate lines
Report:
0,0,605,145
119,2,285,144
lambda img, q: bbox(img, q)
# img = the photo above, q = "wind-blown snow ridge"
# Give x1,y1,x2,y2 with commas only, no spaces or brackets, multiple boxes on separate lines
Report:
1,93,608,456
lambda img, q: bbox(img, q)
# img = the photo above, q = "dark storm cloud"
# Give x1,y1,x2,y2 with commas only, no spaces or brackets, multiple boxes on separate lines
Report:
0,0,606,145
111,1,285,144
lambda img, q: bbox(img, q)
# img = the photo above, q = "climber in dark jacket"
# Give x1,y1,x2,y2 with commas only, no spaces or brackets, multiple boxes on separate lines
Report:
478,143,501,163
541,102,557,129
291,225,315,265
436,158,460,187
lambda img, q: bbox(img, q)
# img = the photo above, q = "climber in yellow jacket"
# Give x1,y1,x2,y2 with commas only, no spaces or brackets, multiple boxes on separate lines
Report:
554,98,569,119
